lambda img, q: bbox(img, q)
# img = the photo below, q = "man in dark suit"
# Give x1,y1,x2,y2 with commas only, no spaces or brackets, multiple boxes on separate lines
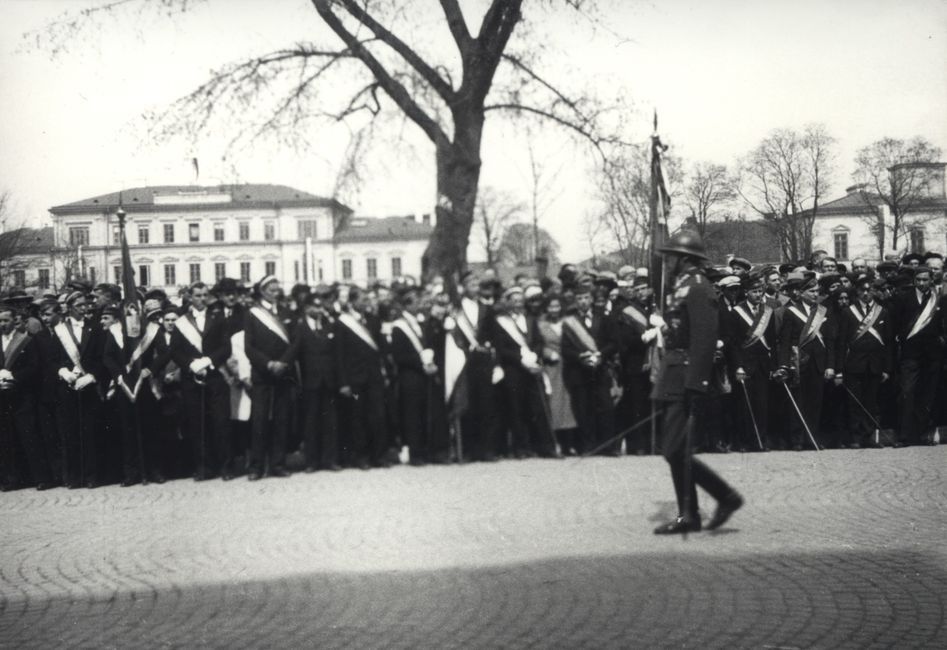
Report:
562,282,616,456
244,275,295,480
891,266,945,445
291,285,339,472
836,277,893,448
651,232,743,535
32,299,64,484
150,303,185,478
52,290,108,488
609,274,653,455
169,282,234,480
775,273,837,450
726,273,777,451
0,303,52,490
335,286,389,469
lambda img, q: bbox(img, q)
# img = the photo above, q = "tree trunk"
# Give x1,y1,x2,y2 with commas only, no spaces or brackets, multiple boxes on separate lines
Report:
423,111,483,284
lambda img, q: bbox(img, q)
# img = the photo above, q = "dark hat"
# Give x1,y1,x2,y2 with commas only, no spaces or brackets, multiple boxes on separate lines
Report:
632,275,650,288
657,231,708,261
311,283,334,299
913,265,933,277
94,283,123,299
853,275,873,291
901,253,923,266
876,261,898,274
161,303,180,316
784,272,816,291
594,271,618,292
502,286,523,301
777,263,796,276
144,288,168,303
922,251,944,262
214,278,241,294
704,267,727,283
717,274,741,289
64,279,92,294
743,273,765,290
729,257,752,271
143,298,163,319
818,273,841,291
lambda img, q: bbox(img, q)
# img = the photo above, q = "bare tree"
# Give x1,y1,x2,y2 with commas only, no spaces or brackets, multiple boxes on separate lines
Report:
499,222,560,268
682,162,736,238
596,144,682,266
0,191,28,286
852,137,943,256
474,186,523,267
738,124,836,262
34,0,628,283
523,136,566,275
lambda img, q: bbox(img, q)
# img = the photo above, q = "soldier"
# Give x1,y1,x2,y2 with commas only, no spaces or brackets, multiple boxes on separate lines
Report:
169,282,234,480
650,232,743,535
726,274,777,451
836,277,893,448
292,285,340,472
52,290,107,488
775,273,837,450
891,266,944,446
244,275,295,480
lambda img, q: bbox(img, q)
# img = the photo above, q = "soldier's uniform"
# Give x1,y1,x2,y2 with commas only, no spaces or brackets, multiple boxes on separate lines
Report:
651,232,743,535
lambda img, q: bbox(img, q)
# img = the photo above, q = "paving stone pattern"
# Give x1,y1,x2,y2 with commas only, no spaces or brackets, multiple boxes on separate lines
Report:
1,448,945,648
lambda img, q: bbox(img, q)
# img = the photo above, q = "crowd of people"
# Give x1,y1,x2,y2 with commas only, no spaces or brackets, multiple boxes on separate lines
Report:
0,243,945,491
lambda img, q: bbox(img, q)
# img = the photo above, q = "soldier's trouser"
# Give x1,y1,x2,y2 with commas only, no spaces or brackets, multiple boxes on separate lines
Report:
661,397,736,519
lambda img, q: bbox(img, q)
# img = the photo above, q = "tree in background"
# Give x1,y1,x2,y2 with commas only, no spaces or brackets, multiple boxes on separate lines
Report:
498,222,560,269
474,186,524,267
682,162,736,238
738,124,836,262
852,137,943,256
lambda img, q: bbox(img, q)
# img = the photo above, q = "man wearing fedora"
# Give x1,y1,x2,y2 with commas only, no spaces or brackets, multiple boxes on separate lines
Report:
650,231,743,535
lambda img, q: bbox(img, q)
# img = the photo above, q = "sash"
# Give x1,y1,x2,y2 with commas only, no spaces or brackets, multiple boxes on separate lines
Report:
735,304,772,350
2,331,29,370
453,308,481,349
906,293,937,340
117,374,145,403
250,306,290,344
54,322,84,372
561,315,599,353
850,303,884,345
393,318,425,357
494,314,530,350
108,323,124,350
228,330,251,421
126,322,160,373
789,304,827,347
620,304,648,329
338,313,379,351
175,314,204,353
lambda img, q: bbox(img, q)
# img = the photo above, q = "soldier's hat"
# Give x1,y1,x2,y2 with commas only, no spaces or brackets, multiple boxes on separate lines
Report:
214,277,241,295
729,257,752,272
657,231,709,261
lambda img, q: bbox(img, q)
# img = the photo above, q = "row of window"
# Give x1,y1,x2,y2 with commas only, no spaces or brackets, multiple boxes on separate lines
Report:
113,261,278,287
340,256,400,281
831,227,928,261
68,219,323,247
10,269,50,289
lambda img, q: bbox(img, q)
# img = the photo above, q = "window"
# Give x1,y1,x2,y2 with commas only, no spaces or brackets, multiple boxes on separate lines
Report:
163,224,175,243
89,267,96,284
68,227,89,247
264,222,275,241
297,220,318,240
264,261,276,277
910,228,925,254
318,260,324,281
38,269,50,289
239,222,250,241
188,223,200,242
12,270,25,287
240,262,251,282
366,257,377,280
112,226,121,246
113,266,121,283
342,258,352,281
215,263,226,281
294,260,300,281
833,232,848,261
391,256,402,278
164,264,176,286
214,224,225,242
138,225,149,244
189,263,201,283
138,265,150,286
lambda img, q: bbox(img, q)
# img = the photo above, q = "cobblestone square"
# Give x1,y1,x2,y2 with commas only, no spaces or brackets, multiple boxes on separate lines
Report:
1,447,945,648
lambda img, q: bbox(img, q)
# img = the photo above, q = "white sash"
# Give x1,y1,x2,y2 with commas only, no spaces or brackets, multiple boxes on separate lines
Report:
620,304,648,329
2,331,29,370
126,322,160,372
735,304,772,350
338,312,379,351
562,315,599,353
849,303,884,345
175,315,204,353
250,305,290,344
393,318,425,357
117,374,145,403
108,323,124,350
54,322,84,372
906,293,937,340
789,305,826,346
454,308,481,348
228,330,251,422
494,314,530,349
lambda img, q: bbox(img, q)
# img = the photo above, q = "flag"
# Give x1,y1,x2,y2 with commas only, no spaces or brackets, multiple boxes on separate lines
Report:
118,207,142,338
648,112,671,304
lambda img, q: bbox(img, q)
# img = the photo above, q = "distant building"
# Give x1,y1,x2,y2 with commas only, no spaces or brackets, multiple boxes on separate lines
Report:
0,226,56,290
22,184,433,292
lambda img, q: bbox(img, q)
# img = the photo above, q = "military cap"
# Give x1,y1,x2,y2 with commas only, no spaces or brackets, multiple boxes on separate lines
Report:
729,257,752,272
657,231,709,261
901,253,923,266
502,286,523,301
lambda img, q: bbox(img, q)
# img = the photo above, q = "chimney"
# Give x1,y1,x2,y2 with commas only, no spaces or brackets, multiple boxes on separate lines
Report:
422,213,431,226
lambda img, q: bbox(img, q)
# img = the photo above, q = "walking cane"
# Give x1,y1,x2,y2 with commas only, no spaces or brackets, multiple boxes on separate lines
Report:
841,383,884,444
199,381,206,477
134,394,147,486
781,382,821,451
579,409,663,459
534,372,560,456
738,378,765,451
77,389,84,486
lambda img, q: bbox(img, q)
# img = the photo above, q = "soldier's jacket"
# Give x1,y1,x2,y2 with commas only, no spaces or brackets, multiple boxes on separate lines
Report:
650,267,719,401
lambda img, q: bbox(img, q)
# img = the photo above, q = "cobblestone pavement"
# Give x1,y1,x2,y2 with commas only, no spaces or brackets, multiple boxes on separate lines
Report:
1,447,945,648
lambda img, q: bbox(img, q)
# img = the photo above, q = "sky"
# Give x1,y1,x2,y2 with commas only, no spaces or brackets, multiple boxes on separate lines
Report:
0,0,945,263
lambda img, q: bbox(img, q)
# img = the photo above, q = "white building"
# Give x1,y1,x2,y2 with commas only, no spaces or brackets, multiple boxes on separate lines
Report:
810,163,947,264
33,184,432,291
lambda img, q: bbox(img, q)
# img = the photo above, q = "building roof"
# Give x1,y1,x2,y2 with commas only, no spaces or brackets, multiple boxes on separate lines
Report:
0,227,54,255
334,216,432,243
49,184,352,215
813,190,882,215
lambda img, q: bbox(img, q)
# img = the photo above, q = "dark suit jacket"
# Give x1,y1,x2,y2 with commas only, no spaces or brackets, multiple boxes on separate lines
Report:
608,299,650,379
488,312,542,370
777,301,836,373
390,321,427,375
52,318,108,388
334,313,385,387
835,301,893,375
891,289,945,360
562,310,614,387
725,300,777,378
31,327,61,402
244,305,295,385
169,309,232,380
291,318,337,391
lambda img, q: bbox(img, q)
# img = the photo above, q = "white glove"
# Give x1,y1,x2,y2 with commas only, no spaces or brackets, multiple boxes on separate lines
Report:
0,369,13,382
443,316,456,331
189,357,213,374
520,347,539,370
491,365,505,385
74,374,96,391
641,328,659,344
649,313,666,328
58,367,78,384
